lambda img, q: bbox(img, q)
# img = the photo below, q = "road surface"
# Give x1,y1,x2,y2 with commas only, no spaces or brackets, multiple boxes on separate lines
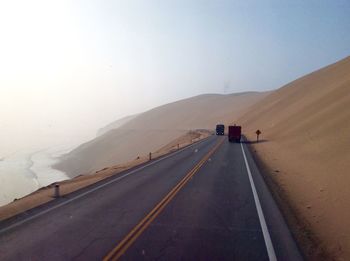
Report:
0,135,303,260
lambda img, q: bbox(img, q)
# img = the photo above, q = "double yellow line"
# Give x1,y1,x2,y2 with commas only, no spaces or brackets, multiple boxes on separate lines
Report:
103,137,224,261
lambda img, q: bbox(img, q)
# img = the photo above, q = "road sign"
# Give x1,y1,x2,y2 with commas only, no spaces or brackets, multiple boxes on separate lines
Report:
256,130,261,142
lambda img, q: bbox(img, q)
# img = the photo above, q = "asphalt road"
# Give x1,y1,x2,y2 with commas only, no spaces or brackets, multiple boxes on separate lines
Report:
0,135,303,261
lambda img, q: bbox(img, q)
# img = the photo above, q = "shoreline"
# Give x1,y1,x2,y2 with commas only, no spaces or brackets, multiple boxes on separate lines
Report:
30,148,69,186
26,151,41,188
0,148,70,207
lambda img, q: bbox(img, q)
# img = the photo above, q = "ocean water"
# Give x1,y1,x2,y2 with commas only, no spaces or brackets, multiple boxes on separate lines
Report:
0,147,70,207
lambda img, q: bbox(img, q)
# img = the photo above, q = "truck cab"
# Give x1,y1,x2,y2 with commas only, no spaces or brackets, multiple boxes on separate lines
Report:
216,124,225,135
228,125,241,142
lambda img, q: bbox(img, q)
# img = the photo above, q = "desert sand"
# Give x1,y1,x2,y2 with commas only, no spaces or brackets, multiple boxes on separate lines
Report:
55,92,268,177
238,56,350,260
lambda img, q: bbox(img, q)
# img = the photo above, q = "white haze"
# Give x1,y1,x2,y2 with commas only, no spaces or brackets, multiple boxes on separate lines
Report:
0,1,349,205
1,0,349,156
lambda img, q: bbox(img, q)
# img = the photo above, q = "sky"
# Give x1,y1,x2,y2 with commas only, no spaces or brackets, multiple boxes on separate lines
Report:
0,0,350,155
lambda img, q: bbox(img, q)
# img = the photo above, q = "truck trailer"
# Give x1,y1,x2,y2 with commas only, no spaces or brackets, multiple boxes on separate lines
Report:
228,125,241,142
216,124,225,135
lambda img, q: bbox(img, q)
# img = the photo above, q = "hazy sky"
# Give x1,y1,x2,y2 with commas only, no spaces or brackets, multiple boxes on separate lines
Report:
0,0,350,155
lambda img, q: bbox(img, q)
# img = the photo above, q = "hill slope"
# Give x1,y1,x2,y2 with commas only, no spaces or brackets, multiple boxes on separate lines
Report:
55,92,268,177
239,56,350,259
97,114,139,137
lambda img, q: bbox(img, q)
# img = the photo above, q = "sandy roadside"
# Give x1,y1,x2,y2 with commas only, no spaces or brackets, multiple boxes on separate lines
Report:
0,130,211,222
244,132,349,261
236,57,350,261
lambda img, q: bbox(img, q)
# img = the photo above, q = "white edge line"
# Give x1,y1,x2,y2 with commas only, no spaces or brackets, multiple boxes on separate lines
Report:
240,142,277,261
0,137,212,234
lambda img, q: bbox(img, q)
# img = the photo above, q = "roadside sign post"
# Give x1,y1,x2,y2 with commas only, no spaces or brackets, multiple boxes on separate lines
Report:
256,130,261,142
54,184,60,198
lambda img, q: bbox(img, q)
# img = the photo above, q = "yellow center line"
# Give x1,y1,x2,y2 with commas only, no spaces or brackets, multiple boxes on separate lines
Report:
103,137,224,261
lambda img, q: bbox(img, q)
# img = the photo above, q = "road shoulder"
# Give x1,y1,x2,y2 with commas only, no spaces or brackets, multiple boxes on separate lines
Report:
243,139,328,260
241,139,304,260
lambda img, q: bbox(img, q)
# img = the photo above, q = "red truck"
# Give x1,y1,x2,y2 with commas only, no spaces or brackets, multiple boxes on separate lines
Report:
228,125,242,143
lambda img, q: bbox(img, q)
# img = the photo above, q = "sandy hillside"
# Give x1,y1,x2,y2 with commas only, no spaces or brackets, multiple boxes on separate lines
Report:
55,92,268,177
238,56,350,260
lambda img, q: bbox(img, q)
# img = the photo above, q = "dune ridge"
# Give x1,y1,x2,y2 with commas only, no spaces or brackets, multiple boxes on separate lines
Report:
97,114,139,137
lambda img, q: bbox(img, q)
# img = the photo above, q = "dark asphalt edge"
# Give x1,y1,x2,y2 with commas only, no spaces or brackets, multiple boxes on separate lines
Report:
0,135,215,232
241,136,304,261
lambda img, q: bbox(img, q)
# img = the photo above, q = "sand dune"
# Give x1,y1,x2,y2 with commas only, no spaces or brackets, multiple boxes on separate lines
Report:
238,56,350,260
55,92,268,177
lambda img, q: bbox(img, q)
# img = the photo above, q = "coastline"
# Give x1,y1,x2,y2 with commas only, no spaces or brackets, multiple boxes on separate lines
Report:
0,148,70,207
30,148,69,186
